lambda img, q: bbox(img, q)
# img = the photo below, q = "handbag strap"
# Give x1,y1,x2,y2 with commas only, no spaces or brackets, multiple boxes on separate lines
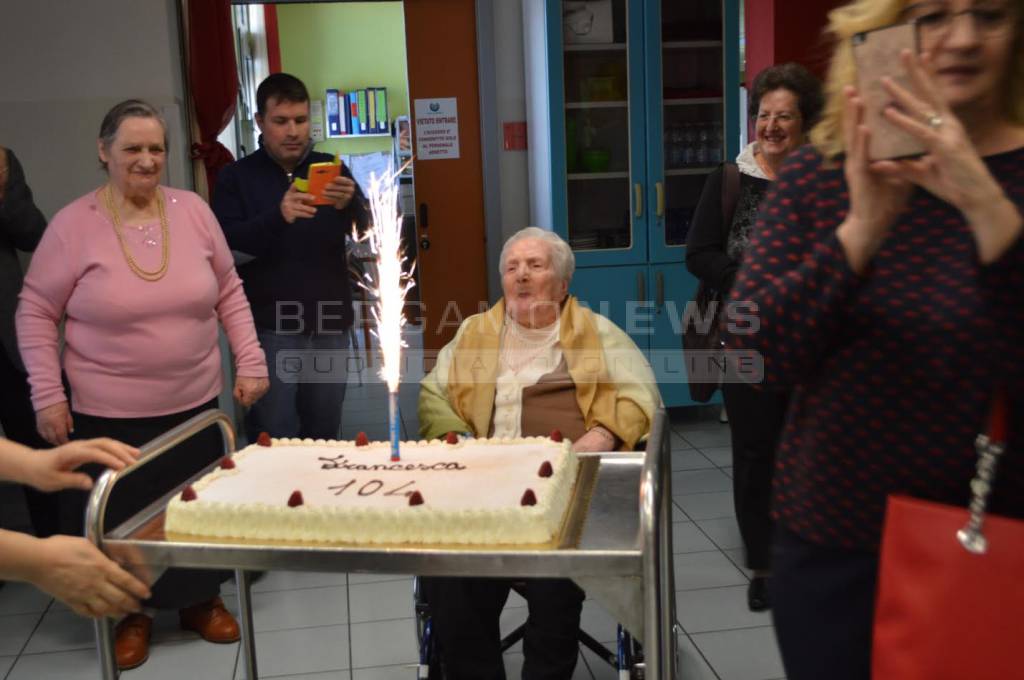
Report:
957,387,1009,554
719,162,740,244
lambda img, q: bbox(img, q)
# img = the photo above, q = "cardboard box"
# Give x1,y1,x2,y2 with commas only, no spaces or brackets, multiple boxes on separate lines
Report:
563,0,613,44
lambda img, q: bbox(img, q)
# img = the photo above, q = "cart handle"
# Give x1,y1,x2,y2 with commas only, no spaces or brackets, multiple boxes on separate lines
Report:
639,408,675,679
84,408,236,548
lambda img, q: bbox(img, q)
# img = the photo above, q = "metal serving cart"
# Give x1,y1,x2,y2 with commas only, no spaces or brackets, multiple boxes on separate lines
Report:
86,408,677,679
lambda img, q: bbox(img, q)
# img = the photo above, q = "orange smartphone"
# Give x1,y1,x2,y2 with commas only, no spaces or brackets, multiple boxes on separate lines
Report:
305,161,341,205
852,23,927,161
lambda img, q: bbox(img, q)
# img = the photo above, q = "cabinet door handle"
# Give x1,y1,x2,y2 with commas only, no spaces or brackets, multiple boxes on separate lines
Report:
656,271,664,308
636,271,646,302
656,181,665,219
634,183,643,218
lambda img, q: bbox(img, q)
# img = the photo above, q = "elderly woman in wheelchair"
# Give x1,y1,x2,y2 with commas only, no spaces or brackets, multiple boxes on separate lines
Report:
417,228,659,679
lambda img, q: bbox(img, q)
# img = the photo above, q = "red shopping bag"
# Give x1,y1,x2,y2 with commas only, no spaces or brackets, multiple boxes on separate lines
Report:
873,392,1023,680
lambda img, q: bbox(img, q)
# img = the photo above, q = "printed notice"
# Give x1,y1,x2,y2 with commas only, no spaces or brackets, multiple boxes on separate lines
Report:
414,98,460,160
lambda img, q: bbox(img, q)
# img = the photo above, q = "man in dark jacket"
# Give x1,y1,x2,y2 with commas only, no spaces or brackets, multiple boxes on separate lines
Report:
0,147,60,539
213,74,369,442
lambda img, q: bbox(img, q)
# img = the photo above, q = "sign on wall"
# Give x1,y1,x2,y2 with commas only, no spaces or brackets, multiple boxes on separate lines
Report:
413,97,460,160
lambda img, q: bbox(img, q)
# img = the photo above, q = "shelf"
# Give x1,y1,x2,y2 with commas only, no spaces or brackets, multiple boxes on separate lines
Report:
664,97,723,107
565,42,627,52
662,40,722,49
666,167,716,176
567,172,629,181
325,133,392,139
566,101,628,110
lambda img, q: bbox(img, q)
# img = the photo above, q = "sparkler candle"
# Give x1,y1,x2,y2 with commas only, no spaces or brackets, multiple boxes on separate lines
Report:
352,162,415,461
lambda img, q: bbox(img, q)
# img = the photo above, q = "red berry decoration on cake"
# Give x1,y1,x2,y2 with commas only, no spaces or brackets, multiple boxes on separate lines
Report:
549,429,563,442
408,490,425,506
445,431,459,444
538,461,553,478
219,456,236,470
355,432,369,447
288,490,304,508
256,432,272,447
520,489,537,506
180,485,197,502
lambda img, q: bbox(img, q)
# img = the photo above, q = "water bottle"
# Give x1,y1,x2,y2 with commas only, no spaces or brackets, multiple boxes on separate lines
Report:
695,124,709,167
683,124,696,167
711,123,724,164
667,125,683,168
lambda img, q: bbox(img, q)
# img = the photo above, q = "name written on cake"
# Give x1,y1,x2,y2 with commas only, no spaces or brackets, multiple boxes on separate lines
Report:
318,454,467,472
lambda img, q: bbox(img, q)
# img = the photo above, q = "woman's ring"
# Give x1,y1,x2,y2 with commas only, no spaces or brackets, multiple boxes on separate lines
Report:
925,112,943,129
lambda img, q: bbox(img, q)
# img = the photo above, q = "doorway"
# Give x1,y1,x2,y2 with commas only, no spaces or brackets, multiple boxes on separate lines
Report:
219,0,490,369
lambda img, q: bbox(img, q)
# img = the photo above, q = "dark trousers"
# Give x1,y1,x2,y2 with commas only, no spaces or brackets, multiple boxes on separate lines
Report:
247,329,350,441
60,398,228,610
721,381,788,570
772,527,879,680
421,576,585,680
0,349,60,537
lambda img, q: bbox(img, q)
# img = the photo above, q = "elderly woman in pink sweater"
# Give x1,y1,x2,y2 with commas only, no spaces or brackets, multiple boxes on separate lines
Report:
16,99,268,670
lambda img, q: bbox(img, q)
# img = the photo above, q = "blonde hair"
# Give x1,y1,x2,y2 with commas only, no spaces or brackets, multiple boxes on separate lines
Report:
811,0,1024,159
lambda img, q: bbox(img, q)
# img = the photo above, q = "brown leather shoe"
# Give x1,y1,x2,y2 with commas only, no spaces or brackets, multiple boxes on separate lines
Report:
115,613,152,670
178,596,240,643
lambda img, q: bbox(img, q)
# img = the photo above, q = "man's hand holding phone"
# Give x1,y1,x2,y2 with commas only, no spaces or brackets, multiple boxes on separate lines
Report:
321,170,357,211
280,183,317,224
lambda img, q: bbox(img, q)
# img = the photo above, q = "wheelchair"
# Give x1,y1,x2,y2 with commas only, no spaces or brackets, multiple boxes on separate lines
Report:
413,576,646,679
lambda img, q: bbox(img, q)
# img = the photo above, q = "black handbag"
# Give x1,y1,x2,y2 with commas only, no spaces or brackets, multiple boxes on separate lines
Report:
683,163,740,403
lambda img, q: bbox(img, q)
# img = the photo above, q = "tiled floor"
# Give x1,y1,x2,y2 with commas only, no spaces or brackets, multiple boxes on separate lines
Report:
0,354,787,679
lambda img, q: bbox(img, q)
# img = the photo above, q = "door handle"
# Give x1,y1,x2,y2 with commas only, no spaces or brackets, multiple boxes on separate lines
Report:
636,271,646,302
656,271,664,308
656,181,665,219
634,183,643,218
419,202,429,229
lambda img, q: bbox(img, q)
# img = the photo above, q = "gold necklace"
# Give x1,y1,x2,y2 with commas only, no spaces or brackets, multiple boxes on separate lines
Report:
104,185,169,282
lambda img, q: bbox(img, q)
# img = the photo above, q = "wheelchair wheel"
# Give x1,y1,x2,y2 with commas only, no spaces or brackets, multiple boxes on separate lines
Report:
414,615,446,679
631,637,645,679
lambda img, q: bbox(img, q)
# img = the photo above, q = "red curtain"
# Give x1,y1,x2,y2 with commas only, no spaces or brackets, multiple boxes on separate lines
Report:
187,0,238,198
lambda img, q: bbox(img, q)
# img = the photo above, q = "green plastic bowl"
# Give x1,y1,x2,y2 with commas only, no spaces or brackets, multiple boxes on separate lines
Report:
581,149,610,173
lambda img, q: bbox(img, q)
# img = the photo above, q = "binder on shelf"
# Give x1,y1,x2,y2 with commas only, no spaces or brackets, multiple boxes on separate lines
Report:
338,92,349,136
367,88,377,134
325,89,341,138
357,90,368,133
348,92,361,136
374,88,389,133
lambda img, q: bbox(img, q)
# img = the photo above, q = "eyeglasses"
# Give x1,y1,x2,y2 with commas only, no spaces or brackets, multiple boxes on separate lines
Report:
755,112,799,124
901,2,1017,44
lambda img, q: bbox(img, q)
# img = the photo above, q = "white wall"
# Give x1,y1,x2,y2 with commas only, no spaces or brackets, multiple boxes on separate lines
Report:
0,0,190,220
0,0,238,424
492,0,532,244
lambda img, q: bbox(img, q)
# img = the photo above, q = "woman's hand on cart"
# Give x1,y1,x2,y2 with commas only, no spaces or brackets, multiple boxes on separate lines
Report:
32,535,152,618
25,438,140,492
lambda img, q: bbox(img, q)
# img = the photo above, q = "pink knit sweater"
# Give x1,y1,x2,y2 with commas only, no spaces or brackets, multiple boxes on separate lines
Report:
17,186,267,418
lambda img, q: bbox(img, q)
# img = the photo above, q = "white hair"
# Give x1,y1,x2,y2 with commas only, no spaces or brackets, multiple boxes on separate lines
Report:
498,227,575,282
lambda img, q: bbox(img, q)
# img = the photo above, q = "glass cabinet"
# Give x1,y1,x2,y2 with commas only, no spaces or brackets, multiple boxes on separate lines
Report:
526,0,741,406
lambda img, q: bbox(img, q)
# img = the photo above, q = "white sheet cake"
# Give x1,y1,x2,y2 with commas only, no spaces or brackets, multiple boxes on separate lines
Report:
164,435,579,545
